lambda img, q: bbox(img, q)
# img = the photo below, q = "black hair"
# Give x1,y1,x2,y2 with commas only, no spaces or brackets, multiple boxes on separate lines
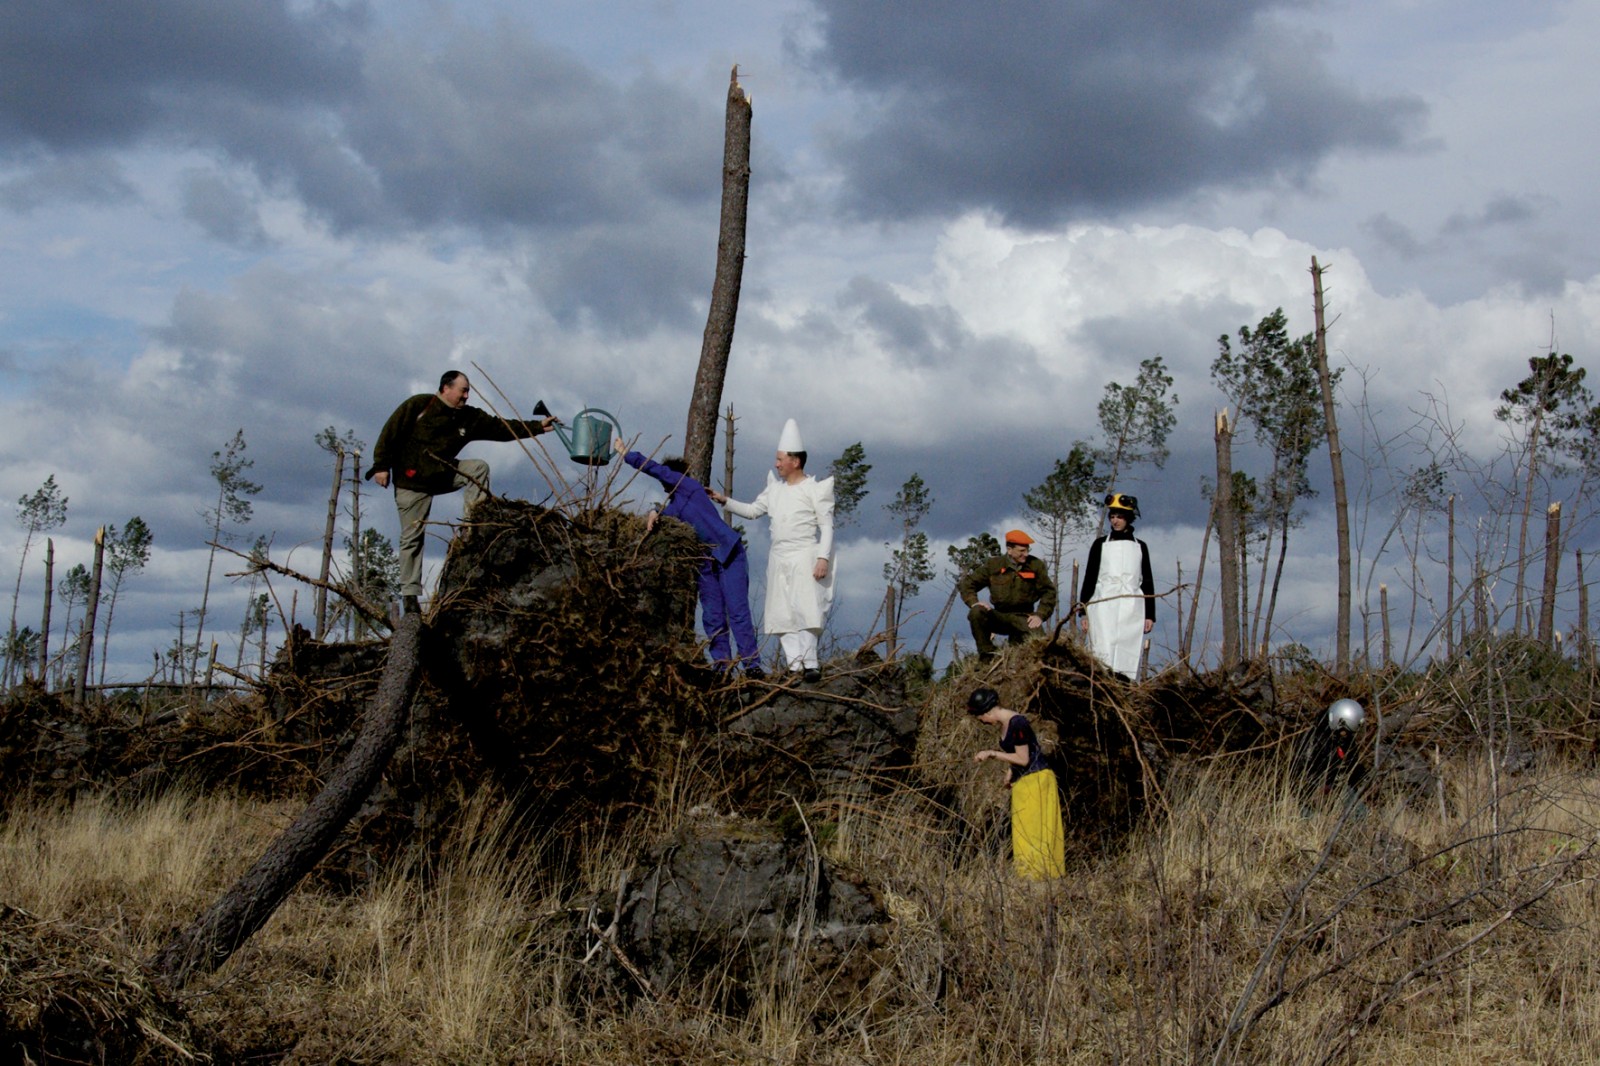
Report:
784,450,807,470
662,457,688,475
439,370,466,391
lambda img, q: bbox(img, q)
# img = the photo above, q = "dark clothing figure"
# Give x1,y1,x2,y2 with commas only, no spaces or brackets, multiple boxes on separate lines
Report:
623,450,760,673
369,393,547,495
1079,527,1155,675
959,553,1058,659
999,713,1049,784
1297,725,1367,802
366,384,551,601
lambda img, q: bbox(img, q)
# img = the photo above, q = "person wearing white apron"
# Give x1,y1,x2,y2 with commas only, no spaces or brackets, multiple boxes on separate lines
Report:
713,419,835,682
1078,492,1154,678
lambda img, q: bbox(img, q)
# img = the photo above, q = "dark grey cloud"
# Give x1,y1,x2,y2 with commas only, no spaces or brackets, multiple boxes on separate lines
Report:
0,0,363,149
801,0,1427,226
181,170,269,248
1440,193,1542,237
839,276,971,368
1,1,728,335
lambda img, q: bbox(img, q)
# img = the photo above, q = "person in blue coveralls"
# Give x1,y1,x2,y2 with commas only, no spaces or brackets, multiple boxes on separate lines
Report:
618,437,764,678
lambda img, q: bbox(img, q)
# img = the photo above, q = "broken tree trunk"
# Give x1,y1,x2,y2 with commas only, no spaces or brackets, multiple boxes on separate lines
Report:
684,67,752,485
1310,256,1351,677
1539,501,1561,646
149,613,425,988
1214,412,1241,670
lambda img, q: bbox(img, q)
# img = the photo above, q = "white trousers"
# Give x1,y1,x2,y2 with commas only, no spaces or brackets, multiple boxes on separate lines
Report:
779,630,820,671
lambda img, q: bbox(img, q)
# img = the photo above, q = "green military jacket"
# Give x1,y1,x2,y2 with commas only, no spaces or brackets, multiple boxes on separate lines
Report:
367,393,547,494
959,554,1058,618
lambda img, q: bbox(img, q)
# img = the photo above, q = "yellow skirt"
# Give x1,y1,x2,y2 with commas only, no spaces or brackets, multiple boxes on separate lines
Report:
1011,769,1066,880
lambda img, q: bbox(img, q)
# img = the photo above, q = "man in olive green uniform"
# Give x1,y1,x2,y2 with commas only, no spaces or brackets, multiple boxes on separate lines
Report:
959,529,1058,662
367,370,556,614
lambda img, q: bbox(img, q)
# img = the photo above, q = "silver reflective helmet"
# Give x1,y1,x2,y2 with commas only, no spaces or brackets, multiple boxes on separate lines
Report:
1327,698,1365,732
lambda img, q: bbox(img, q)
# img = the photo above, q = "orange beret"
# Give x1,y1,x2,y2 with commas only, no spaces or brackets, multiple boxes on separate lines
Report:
1004,529,1033,545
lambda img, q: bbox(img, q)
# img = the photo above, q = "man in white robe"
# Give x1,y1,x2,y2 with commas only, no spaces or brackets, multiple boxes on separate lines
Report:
712,419,835,681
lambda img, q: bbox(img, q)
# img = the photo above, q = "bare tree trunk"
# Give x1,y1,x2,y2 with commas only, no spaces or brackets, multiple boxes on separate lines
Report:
1214,411,1241,670
39,539,53,690
316,449,345,639
684,68,752,485
74,528,105,709
1474,565,1488,637
1183,512,1214,665
352,452,366,640
1310,257,1351,677
921,587,958,659
150,614,425,987
1579,550,1591,665
1261,514,1293,659
1173,560,1184,660
1446,494,1456,657
721,405,737,525
1513,411,1547,636
1539,502,1561,646
884,585,898,661
1379,584,1391,668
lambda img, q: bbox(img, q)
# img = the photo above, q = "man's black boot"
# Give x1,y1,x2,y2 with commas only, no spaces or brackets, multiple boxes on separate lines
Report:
403,595,421,616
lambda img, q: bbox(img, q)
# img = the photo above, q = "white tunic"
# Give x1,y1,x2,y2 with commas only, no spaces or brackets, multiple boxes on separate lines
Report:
724,472,835,633
1086,538,1146,675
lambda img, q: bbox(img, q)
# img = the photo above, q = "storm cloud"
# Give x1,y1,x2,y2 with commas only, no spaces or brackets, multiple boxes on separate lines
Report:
802,0,1428,225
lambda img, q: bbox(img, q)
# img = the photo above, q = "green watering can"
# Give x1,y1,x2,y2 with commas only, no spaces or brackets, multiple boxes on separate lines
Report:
535,402,622,466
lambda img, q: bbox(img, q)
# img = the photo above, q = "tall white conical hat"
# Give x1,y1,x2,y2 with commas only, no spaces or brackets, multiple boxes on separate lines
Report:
777,418,805,453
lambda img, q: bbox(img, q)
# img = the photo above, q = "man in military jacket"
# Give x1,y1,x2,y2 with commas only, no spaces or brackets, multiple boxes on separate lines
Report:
366,370,555,614
958,529,1058,661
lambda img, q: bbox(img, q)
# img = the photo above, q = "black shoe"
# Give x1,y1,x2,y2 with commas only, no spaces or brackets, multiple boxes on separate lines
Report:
744,666,767,680
403,595,420,616
802,668,822,683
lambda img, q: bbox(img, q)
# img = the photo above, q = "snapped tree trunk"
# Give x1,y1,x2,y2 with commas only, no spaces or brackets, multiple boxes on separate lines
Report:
316,449,345,639
1446,494,1456,657
74,528,105,709
1214,411,1241,670
684,68,752,485
39,539,53,690
1539,502,1561,646
150,614,425,987
1311,257,1351,677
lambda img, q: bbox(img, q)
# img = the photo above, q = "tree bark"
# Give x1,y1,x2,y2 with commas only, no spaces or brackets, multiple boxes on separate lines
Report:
1214,411,1241,670
684,68,752,485
150,614,425,987
316,449,345,639
1310,257,1351,677
1539,502,1561,646
74,528,105,709
1446,494,1456,657
39,540,52,690
1183,511,1214,665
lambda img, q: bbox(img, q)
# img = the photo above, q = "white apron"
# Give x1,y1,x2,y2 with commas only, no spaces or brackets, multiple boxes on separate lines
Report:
1087,539,1144,675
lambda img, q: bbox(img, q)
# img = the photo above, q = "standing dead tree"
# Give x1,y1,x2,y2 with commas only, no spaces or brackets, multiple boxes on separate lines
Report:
1214,411,1241,669
150,613,424,988
684,68,752,485
1310,257,1352,677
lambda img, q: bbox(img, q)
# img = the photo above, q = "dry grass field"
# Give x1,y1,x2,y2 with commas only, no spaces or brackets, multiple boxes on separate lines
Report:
6,731,1600,1064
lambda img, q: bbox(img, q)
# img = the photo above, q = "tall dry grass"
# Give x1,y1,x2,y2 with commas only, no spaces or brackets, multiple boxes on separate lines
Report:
6,748,1600,1063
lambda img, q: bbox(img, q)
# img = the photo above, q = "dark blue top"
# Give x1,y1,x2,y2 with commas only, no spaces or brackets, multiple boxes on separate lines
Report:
623,450,744,565
1001,714,1049,782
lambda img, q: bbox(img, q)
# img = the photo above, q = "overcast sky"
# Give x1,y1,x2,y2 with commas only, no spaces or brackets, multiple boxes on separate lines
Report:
4,0,1598,681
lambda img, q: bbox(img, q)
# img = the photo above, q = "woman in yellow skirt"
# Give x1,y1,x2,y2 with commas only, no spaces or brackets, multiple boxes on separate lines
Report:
968,687,1066,880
